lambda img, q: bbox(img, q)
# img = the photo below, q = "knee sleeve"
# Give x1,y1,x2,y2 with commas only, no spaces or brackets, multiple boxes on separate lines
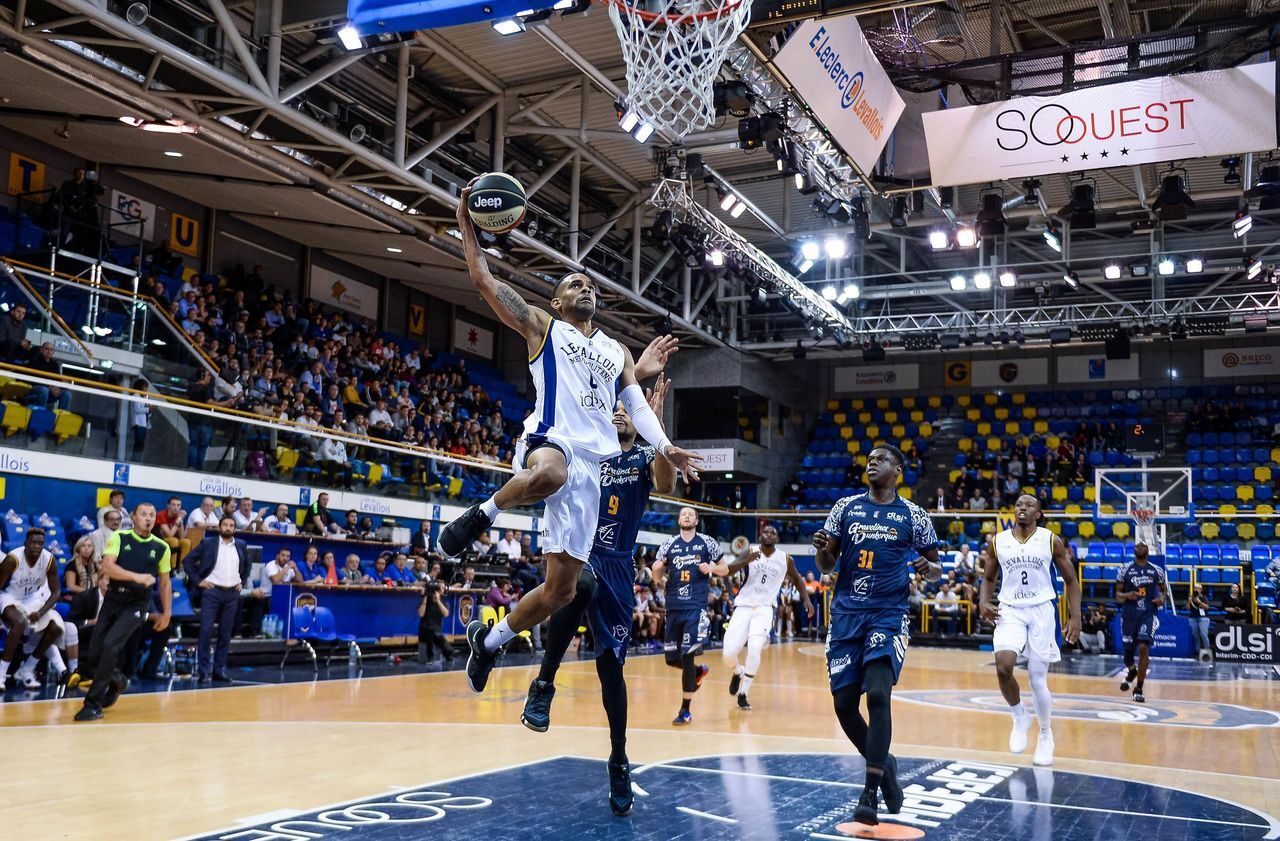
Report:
665,650,683,668
63,622,79,648
863,659,894,714
681,654,699,693
744,634,766,675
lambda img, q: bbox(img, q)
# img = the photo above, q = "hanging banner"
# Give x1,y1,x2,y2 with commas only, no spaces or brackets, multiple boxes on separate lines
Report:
771,15,906,175
111,190,155,242
408,303,426,338
922,63,1277,186
1203,345,1280,379
6,153,44,196
944,360,971,387
1058,354,1140,383
168,211,199,257
453,317,494,360
972,358,1049,388
833,363,919,392
309,266,380,320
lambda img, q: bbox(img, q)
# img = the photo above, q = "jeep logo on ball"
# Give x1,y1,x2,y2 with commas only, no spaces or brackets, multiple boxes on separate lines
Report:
473,196,505,208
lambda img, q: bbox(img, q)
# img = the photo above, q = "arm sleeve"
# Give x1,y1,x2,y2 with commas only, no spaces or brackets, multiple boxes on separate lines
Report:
157,542,172,575
617,384,671,455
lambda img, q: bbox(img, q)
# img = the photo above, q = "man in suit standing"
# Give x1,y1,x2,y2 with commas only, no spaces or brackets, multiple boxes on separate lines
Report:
183,515,249,682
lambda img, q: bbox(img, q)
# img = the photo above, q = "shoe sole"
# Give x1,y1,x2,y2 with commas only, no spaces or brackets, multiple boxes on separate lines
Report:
610,800,633,817
520,715,549,733
672,719,690,726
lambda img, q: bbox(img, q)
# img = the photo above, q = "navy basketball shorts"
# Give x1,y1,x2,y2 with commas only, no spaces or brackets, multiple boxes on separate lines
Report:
664,607,710,657
825,608,911,694
585,548,636,665
1122,612,1160,646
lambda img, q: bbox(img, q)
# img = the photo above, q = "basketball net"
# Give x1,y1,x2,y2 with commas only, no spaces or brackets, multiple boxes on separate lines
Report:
1131,492,1159,552
606,0,751,139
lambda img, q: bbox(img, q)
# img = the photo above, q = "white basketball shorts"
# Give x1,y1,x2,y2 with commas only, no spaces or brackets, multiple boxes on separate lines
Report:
992,600,1061,663
723,604,775,655
514,433,602,563
0,592,65,634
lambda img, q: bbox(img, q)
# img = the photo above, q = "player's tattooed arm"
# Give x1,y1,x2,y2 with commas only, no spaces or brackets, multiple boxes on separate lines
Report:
456,186,549,345
496,284,530,322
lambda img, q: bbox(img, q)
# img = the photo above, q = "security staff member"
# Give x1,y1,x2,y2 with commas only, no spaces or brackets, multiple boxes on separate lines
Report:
75,503,171,721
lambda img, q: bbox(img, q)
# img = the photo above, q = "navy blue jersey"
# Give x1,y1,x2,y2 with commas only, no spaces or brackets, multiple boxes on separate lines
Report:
655,532,723,610
1116,562,1165,618
595,444,656,553
824,492,938,615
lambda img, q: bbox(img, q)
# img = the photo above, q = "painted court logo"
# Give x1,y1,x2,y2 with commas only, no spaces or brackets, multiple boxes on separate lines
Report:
897,689,1280,728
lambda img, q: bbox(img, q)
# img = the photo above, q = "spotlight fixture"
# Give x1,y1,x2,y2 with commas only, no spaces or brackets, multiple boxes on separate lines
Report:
125,1,150,25
998,270,1017,288
491,17,525,35
1103,262,1122,280
1234,205,1254,238
1152,169,1194,221
974,192,1006,237
1022,178,1042,204
713,80,752,117
718,189,736,211
955,227,977,248
1186,256,1204,273
1062,270,1080,288
928,229,949,251
822,286,837,301
843,283,860,299
1221,157,1242,185
632,121,655,143
1062,181,1096,229
890,196,909,228
1246,257,1263,280
1246,166,1280,210
647,209,674,243
707,248,725,267
1043,224,1062,253
973,272,992,290
796,259,814,274
616,105,654,142
337,24,363,49
1129,262,1150,278
949,274,966,291
904,335,939,351
1157,257,1175,276
800,241,821,261
824,235,848,260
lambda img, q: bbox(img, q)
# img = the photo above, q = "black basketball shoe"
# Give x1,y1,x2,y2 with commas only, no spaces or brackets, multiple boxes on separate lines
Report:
737,693,751,711
881,754,904,814
438,505,492,560
608,758,634,816
1120,666,1138,692
853,790,879,826
465,620,498,693
521,679,556,732
728,672,741,696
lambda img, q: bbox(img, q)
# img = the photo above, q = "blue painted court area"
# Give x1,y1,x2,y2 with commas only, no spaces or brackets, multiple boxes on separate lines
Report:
185,753,1279,841
896,689,1280,728
1043,654,1280,681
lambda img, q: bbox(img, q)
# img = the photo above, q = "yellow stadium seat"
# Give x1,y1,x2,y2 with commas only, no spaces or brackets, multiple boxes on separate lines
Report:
275,446,298,472
899,487,913,501
1112,521,1131,539
958,438,973,453
743,430,754,442
1065,503,1082,515
1272,447,1280,465
994,407,1010,421
1219,504,1237,516
0,379,31,402
976,422,992,436
1078,521,1096,539
981,521,997,535
1012,393,1026,405
739,416,749,427
919,422,934,438
1099,504,1115,515
966,408,981,422
891,424,906,439
958,395,972,407
1084,486,1097,502
1045,521,1061,535
884,411,899,424
856,454,868,466
840,425,854,439
902,397,916,409
834,412,847,425
1237,485,1256,503
367,463,384,485
1239,522,1257,541
858,412,872,424
1,401,30,437
948,520,965,537
53,409,83,444
1052,486,1068,502
851,399,864,410
986,437,1001,452
1015,436,1029,447
983,394,998,406
1257,504,1275,515
1255,466,1272,483
1005,422,1020,436
949,469,963,484
1046,435,1060,449
1201,522,1221,539
866,425,881,439
1022,407,1037,419
826,399,840,411
910,410,924,423
447,476,464,497
847,440,860,454
1033,420,1049,434
980,469,994,480
876,398,890,410
928,396,942,409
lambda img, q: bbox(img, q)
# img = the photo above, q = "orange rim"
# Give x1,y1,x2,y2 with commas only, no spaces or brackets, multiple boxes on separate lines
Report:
602,0,743,25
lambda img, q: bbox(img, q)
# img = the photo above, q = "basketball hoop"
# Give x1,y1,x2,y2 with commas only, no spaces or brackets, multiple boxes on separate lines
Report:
605,0,751,139
1134,505,1157,549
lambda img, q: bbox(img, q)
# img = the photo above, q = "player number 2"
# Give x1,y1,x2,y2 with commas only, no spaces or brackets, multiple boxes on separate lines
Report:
858,550,874,569
1021,570,1029,586
607,495,619,515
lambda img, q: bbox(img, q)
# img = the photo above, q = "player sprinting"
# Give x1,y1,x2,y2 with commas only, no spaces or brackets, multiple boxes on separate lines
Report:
653,507,728,725
1116,543,1165,703
519,378,677,816
439,185,701,694
722,524,813,711
0,529,66,690
979,494,1082,767
812,445,941,829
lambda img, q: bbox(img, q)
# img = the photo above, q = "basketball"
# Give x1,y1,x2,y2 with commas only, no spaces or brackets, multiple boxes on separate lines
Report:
466,172,527,234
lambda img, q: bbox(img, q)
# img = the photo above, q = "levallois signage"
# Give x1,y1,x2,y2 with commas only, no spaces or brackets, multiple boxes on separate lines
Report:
923,63,1276,185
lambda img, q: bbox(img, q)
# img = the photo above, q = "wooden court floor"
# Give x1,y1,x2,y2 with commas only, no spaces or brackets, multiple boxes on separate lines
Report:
2,645,1277,840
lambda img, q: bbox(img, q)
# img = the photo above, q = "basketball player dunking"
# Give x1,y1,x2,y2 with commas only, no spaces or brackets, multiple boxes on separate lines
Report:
519,377,677,816
813,445,941,828
722,524,812,711
441,186,701,694
979,494,1081,766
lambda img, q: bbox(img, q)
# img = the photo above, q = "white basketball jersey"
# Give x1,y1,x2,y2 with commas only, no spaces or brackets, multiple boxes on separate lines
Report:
524,320,626,459
734,547,790,608
3,549,52,601
994,527,1057,607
